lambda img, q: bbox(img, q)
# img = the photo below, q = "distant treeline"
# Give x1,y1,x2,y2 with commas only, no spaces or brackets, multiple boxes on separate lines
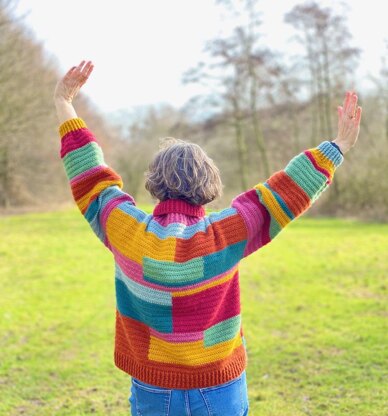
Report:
1,0,387,221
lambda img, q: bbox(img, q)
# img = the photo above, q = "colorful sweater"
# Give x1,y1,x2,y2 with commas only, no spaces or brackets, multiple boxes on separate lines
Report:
59,118,344,389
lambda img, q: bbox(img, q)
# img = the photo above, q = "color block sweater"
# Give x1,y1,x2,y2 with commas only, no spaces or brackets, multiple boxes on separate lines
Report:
59,118,344,389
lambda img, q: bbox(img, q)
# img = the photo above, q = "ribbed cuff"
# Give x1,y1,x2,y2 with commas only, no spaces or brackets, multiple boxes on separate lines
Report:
317,141,344,167
329,141,344,156
59,118,87,138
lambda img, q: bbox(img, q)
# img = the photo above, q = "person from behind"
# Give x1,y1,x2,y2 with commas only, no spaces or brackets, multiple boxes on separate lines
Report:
54,61,361,415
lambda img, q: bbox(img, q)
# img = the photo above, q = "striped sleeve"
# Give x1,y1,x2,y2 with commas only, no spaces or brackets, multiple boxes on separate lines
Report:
59,118,136,248
231,141,344,257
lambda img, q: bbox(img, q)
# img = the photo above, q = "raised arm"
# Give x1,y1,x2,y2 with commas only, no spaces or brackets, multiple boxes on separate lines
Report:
232,91,362,257
54,61,137,248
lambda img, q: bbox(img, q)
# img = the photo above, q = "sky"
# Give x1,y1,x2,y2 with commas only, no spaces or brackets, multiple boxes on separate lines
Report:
13,0,387,115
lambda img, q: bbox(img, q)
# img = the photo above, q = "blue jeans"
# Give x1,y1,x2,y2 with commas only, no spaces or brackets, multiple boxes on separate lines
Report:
129,371,249,415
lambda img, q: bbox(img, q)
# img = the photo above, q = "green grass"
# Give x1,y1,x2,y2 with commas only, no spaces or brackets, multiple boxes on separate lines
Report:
1,208,387,415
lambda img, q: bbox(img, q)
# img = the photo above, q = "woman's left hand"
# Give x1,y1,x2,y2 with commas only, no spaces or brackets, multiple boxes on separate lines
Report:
54,60,94,104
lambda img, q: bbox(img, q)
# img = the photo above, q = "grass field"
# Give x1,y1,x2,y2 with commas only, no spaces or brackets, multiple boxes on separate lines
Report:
1,207,387,415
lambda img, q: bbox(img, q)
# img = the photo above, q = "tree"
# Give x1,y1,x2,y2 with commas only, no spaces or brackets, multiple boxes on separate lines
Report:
285,1,360,144
183,0,277,189
370,40,388,142
0,0,124,209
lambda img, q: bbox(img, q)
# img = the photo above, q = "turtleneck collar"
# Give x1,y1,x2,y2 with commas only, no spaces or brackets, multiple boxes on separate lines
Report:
153,199,205,217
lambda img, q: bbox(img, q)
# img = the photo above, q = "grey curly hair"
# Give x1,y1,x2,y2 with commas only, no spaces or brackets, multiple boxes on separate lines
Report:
145,138,223,205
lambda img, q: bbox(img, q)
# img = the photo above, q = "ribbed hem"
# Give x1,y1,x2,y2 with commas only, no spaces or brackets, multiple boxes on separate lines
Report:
317,141,344,167
59,118,87,138
154,199,205,217
114,347,247,389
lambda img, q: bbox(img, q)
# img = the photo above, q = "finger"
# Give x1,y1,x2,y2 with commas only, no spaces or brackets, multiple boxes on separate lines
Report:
73,61,88,84
75,60,86,73
82,60,92,71
337,106,343,119
343,91,351,112
64,66,77,78
82,61,93,76
79,73,92,86
85,64,94,78
355,106,362,124
348,93,358,117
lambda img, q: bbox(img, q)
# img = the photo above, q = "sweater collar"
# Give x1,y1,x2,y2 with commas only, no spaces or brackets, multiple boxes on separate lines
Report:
153,199,205,217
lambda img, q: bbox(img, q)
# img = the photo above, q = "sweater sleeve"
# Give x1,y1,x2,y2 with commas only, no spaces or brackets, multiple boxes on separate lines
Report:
59,118,136,249
231,141,344,258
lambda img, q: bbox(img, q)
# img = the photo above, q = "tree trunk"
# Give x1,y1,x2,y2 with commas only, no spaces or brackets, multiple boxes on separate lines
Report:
289,105,301,153
315,55,327,139
385,93,388,142
0,144,11,208
231,97,249,190
306,33,319,147
322,38,333,139
248,63,271,178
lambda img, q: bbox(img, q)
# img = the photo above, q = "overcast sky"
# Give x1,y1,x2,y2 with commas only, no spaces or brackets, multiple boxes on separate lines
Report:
14,0,387,115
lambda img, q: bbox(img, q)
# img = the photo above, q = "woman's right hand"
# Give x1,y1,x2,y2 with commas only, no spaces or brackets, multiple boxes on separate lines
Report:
332,91,362,154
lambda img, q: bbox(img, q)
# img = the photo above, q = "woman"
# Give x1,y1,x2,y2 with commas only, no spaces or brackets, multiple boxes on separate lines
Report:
54,61,361,415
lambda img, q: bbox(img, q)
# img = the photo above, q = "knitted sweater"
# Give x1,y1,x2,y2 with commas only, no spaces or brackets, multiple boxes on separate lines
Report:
59,118,344,389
